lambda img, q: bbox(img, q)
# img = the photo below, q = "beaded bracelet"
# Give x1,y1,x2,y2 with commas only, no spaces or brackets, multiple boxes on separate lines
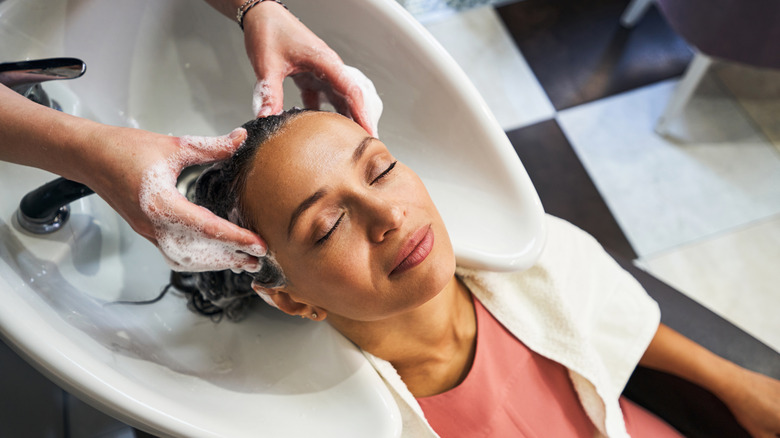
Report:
236,0,289,30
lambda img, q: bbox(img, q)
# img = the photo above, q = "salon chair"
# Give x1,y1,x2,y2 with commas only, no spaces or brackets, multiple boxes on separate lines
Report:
612,251,780,438
621,0,780,135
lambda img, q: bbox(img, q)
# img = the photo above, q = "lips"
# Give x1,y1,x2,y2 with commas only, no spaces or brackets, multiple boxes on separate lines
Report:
390,225,434,276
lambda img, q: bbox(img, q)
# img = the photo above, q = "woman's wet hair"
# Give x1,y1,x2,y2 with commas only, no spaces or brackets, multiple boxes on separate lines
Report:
171,108,310,321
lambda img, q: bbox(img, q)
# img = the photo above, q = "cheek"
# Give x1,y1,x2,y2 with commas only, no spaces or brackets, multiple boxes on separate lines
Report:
278,240,375,307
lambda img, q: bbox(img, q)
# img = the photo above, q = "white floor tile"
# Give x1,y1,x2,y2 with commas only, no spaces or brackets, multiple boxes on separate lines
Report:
641,215,780,352
557,75,780,257
398,0,511,23
423,7,555,131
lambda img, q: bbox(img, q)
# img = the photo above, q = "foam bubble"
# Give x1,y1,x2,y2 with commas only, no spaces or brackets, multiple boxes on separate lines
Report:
253,80,274,116
342,65,383,137
153,219,261,272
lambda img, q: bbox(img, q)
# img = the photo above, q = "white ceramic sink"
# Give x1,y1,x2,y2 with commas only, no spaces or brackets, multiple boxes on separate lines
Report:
0,0,545,436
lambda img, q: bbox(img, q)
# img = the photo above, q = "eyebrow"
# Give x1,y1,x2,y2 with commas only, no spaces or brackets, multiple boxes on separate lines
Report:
287,136,376,240
352,136,375,164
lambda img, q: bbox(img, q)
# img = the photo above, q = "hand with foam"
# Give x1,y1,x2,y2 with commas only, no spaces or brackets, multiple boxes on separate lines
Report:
86,125,266,273
237,1,382,135
0,84,264,274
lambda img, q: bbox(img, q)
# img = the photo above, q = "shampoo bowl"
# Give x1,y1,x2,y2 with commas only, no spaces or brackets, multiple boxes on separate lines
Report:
0,0,544,436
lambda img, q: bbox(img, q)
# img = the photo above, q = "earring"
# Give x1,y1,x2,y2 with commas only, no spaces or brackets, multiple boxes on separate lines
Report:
311,311,318,320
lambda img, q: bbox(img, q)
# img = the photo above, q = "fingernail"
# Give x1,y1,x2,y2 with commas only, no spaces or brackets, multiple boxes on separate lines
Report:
229,128,245,141
250,243,267,257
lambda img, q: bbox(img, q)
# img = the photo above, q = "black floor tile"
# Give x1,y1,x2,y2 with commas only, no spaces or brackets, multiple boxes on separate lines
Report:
497,0,693,110
507,119,637,260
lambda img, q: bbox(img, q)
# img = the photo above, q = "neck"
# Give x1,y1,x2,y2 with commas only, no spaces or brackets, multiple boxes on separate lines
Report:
328,275,476,397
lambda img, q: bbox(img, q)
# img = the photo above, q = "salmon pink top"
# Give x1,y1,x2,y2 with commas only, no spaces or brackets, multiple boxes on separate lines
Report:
416,297,682,437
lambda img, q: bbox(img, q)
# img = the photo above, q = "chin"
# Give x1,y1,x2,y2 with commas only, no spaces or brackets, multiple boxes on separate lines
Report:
417,237,457,305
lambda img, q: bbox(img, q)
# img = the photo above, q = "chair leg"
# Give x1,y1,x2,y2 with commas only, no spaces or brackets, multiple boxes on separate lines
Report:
655,52,713,137
620,0,654,28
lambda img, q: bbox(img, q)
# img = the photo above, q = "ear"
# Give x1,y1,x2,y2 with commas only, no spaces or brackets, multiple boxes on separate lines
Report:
251,282,326,321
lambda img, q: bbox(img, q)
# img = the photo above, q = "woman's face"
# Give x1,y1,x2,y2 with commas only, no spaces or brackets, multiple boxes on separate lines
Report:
242,112,455,321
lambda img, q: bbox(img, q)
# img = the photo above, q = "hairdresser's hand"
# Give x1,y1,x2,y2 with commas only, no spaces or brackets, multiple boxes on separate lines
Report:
717,367,780,438
1,84,263,272
240,1,375,134
82,125,266,273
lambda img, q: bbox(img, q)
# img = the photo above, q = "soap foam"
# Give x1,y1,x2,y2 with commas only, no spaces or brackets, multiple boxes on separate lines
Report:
341,65,383,137
252,80,274,117
139,128,266,273
252,65,383,136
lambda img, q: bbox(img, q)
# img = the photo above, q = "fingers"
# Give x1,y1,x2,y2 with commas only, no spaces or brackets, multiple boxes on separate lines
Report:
177,128,248,166
301,63,381,136
291,71,361,129
254,76,285,117
251,280,280,309
156,219,265,273
312,62,374,135
160,241,261,273
300,88,322,110
195,202,266,254
137,125,268,273
142,175,267,273
341,65,383,137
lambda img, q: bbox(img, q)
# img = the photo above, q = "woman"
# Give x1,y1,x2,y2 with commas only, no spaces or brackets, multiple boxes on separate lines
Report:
182,109,780,437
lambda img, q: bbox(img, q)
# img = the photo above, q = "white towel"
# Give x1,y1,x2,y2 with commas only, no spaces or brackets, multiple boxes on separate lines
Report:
365,214,661,437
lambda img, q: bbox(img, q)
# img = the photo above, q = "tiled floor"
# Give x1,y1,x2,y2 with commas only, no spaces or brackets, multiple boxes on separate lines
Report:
557,76,780,257
421,0,780,353
497,0,692,110
3,0,779,436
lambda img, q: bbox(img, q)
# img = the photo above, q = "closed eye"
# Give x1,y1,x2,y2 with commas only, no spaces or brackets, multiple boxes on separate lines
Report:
371,161,397,185
316,213,345,245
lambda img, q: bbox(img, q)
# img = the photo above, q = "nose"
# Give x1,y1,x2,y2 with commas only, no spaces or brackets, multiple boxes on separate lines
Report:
364,195,404,243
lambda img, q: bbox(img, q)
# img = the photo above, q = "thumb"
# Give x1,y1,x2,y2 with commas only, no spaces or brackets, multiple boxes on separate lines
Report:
254,75,285,117
177,128,248,166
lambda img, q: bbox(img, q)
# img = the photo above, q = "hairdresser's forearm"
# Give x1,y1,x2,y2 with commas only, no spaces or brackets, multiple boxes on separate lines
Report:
0,84,105,183
638,323,742,400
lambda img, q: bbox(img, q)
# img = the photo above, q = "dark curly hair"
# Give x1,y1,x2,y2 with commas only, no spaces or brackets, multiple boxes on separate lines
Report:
171,108,310,321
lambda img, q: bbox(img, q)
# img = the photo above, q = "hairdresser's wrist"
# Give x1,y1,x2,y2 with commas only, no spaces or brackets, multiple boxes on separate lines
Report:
73,124,172,197
202,0,287,29
239,0,290,35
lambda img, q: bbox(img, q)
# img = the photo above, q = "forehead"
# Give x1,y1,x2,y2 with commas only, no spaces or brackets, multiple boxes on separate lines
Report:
241,112,368,234
258,111,364,171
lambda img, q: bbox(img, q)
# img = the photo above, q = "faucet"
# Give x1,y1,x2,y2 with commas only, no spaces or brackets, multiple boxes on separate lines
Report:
1,58,96,234
0,57,86,110
5,58,201,234
17,178,95,234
